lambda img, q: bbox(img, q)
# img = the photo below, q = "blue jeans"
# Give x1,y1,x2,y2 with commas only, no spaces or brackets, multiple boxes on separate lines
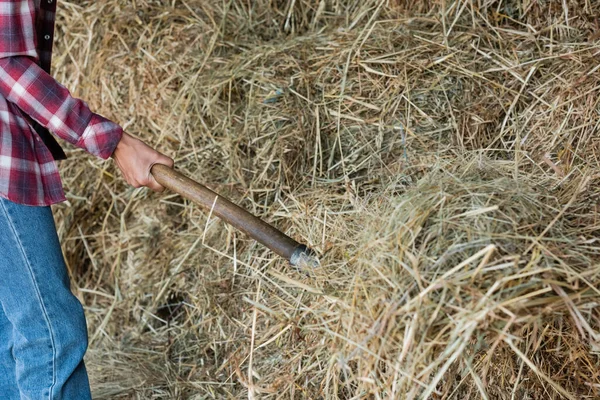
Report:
0,197,91,399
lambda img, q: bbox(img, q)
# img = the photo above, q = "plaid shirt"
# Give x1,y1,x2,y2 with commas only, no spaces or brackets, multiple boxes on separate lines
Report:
0,0,123,206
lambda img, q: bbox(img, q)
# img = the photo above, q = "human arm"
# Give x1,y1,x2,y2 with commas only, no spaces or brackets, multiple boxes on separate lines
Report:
0,56,123,159
0,57,174,191
0,0,173,191
0,0,121,158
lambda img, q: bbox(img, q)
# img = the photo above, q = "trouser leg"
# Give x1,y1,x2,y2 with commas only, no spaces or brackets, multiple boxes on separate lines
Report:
0,304,19,399
0,197,91,400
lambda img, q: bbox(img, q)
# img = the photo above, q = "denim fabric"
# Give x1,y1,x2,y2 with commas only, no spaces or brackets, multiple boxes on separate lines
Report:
0,197,91,399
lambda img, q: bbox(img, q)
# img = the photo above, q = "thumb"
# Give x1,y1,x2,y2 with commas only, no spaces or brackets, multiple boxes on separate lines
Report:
148,175,166,192
146,162,167,192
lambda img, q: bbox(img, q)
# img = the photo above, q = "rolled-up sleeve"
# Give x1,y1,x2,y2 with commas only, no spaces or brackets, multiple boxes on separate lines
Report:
0,0,122,159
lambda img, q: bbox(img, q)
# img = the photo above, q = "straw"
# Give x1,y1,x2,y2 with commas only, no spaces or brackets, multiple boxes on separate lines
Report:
50,0,600,398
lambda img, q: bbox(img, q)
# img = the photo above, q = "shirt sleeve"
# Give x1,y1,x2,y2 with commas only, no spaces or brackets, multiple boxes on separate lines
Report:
0,1,123,159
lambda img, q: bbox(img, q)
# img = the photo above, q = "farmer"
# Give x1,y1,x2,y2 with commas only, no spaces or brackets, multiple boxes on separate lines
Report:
0,0,173,398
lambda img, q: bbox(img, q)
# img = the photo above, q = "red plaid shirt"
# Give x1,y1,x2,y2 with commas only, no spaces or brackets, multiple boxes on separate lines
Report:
0,0,123,206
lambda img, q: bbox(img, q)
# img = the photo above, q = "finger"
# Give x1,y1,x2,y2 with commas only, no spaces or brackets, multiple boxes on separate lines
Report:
164,156,175,168
147,159,173,184
146,174,166,193
147,161,161,184
157,154,174,169
126,174,141,188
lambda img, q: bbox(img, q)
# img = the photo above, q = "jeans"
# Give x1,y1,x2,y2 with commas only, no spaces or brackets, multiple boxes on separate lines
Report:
0,196,91,399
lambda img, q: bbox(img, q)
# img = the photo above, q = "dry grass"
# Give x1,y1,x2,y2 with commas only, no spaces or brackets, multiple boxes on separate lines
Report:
50,0,600,398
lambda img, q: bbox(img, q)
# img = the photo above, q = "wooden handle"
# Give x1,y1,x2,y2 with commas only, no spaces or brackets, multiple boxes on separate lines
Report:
151,164,303,261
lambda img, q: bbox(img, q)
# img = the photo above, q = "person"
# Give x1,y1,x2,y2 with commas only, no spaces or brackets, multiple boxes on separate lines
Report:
0,0,174,398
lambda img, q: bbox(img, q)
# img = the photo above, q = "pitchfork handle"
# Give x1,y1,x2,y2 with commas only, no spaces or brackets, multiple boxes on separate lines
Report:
151,164,306,263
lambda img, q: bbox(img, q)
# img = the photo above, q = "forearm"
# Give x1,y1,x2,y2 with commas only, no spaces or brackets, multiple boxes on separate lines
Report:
0,56,122,159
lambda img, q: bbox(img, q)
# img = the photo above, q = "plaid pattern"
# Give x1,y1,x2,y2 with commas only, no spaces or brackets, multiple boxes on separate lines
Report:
0,0,123,206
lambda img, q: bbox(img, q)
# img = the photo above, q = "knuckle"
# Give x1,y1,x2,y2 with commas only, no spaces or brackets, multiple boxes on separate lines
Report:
130,178,143,188
138,175,150,186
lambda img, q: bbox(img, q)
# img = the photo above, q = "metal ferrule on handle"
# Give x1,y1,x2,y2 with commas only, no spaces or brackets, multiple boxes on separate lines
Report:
151,164,309,264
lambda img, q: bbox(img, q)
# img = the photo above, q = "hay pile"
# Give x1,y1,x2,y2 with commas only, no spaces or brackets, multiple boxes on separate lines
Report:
51,0,600,398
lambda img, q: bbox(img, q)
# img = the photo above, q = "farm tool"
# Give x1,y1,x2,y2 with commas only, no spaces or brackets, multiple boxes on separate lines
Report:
151,164,319,269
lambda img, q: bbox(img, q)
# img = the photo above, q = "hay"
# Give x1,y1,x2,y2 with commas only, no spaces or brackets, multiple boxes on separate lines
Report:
50,0,600,398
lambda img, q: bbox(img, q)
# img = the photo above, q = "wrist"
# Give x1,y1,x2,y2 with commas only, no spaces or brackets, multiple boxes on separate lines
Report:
112,132,134,158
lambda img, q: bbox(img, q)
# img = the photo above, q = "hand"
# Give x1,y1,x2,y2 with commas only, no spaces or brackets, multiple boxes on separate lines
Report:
111,132,174,192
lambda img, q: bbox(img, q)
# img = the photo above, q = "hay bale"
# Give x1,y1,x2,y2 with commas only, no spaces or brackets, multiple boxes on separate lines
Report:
51,0,600,398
